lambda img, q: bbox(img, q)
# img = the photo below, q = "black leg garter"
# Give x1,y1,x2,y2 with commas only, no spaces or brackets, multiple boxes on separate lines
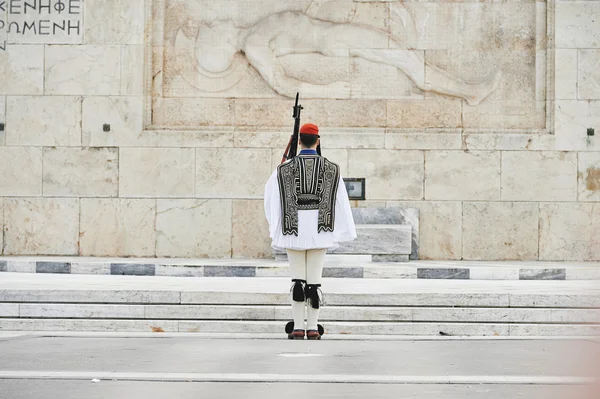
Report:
290,279,306,302
305,284,322,309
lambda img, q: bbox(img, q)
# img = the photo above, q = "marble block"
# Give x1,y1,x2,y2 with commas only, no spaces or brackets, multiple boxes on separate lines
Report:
82,97,147,147
462,202,538,261
45,45,121,95
322,267,363,278
43,147,118,197
3,198,79,256
156,129,234,149
119,148,195,198
80,199,156,257
6,261,35,273
351,207,416,225
84,0,144,45
36,262,71,274
351,207,419,259
71,263,111,275
539,203,600,261
154,98,234,127
233,99,288,127
121,45,144,95
463,133,555,152
519,269,566,281
232,200,272,258
233,127,290,149
331,225,412,256
556,2,600,49
501,151,578,201
156,199,233,258
18,304,145,320
554,100,600,152
425,151,501,201
0,304,18,317
555,49,578,100
155,265,204,278
204,266,256,277
316,128,386,150
110,264,155,276
6,96,81,146
196,148,272,198
0,147,42,196
390,200,463,260
578,152,600,202
372,255,409,263
0,45,43,94
417,268,469,280
348,150,424,200
385,132,462,151
387,99,462,129
578,50,600,100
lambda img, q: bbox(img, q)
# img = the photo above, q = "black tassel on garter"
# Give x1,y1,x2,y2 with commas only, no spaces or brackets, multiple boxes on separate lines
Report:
305,284,322,309
291,279,306,302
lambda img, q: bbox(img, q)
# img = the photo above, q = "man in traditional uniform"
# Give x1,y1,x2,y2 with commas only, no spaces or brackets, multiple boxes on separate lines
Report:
264,123,357,340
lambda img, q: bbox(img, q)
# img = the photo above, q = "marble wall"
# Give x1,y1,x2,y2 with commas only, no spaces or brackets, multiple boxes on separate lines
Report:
0,0,598,261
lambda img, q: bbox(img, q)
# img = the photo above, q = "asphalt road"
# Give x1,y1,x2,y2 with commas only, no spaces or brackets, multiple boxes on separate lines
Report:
0,334,598,399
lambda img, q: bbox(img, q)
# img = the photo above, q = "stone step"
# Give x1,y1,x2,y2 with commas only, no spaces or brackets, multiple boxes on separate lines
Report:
0,319,598,336
2,273,598,336
1,273,599,308
2,258,600,280
3,303,599,323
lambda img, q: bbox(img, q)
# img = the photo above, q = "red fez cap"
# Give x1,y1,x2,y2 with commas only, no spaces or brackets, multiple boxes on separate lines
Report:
300,123,319,136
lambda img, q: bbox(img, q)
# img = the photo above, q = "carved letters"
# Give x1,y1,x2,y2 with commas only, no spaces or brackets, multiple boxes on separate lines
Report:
0,0,82,50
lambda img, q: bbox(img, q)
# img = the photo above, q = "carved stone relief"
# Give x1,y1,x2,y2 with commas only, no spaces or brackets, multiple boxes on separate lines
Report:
149,0,550,131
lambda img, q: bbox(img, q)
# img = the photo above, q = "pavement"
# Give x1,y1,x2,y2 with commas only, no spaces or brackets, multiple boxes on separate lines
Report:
0,333,599,398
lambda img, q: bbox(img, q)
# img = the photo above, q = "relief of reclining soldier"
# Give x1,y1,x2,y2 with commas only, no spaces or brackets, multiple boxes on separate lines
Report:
165,0,502,106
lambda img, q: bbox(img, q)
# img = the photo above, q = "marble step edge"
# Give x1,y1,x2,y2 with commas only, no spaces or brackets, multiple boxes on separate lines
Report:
1,260,598,280
2,303,599,323
0,319,598,336
2,292,600,308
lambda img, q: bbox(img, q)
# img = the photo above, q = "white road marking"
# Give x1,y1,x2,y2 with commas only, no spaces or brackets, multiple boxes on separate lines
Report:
278,353,326,357
0,371,594,385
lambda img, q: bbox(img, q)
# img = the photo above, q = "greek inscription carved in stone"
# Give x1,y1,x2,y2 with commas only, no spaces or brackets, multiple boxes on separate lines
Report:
2,0,81,49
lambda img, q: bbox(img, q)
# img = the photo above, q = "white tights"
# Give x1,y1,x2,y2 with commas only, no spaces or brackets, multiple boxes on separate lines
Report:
286,248,327,331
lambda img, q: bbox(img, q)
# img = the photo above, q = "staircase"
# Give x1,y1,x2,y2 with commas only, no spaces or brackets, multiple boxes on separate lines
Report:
1,272,599,336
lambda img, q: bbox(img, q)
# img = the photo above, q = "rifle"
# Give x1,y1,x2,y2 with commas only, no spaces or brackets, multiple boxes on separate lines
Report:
281,93,303,164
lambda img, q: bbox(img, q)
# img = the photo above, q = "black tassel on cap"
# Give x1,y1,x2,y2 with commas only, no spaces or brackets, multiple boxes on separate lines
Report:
291,279,306,302
306,284,322,309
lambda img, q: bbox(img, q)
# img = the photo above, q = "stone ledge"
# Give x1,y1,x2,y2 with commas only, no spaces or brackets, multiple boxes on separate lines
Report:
0,319,598,336
5,304,598,324
1,259,599,280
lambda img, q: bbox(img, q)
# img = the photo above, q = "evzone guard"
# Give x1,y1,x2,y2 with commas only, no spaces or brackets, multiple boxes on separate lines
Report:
264,95,357,340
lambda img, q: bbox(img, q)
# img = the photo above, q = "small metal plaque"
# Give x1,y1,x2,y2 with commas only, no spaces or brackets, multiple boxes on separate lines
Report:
343,178,366,200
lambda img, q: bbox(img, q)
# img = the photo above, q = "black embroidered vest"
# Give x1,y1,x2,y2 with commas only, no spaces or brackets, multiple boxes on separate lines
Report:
277,155,340,236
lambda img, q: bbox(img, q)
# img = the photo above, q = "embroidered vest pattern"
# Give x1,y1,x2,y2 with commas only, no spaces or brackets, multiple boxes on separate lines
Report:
277,156,340,236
